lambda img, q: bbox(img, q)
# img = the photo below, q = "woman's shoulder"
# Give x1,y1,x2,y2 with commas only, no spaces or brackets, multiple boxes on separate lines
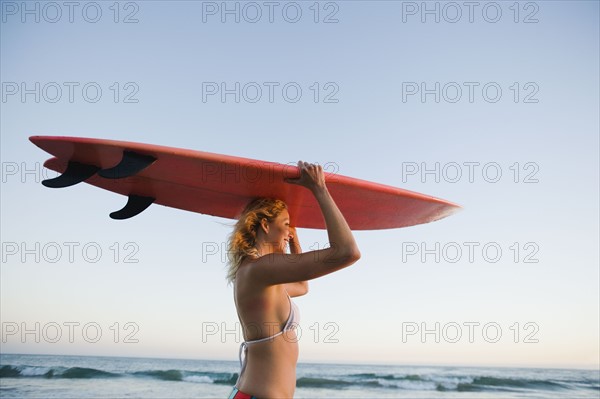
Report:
236,255,259,278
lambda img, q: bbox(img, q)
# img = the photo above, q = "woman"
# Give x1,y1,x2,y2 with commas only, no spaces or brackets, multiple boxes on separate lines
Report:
227,161,361,398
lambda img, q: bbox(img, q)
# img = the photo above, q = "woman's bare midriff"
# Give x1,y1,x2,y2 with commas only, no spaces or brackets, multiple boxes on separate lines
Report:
237,332,299,398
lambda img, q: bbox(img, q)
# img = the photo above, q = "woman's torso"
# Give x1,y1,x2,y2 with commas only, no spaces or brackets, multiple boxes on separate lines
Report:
234,264,299,398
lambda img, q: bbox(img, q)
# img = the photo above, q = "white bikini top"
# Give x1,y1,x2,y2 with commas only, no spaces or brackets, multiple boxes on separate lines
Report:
234,290,300,387
243,292,299,345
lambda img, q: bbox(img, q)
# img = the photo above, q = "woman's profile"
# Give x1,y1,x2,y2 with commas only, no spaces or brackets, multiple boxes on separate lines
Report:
227,161,361,399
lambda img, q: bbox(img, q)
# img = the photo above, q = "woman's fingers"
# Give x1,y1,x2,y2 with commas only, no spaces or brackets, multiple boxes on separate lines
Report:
283,160,303,184
284,160,324,188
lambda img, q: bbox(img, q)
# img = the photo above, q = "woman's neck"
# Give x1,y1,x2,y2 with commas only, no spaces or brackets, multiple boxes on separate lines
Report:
254,240,279,256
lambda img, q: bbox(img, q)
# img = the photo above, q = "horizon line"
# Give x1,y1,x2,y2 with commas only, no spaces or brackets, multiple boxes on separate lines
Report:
2,351,598,372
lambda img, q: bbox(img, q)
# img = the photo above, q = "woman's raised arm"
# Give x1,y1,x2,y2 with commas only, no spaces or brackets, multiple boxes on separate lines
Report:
244,161,361,287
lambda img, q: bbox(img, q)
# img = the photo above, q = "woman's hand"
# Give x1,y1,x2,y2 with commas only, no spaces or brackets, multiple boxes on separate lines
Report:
288,226,302,254
288,226,297,242
285,161,327,192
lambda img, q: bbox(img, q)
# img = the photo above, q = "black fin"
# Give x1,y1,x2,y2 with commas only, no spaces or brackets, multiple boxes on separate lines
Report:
98,151,156,179
110,195,155,220
42,161,100,188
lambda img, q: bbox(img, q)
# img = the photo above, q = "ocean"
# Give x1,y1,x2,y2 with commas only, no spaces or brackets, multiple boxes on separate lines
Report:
0,354,598,398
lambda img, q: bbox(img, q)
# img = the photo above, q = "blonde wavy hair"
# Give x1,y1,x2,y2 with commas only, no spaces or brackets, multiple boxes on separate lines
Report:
226,198,288,283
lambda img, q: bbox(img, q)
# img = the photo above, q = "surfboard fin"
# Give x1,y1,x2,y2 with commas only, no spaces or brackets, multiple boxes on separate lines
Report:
98,151,156,179
42,161,100,188
110,195,155,220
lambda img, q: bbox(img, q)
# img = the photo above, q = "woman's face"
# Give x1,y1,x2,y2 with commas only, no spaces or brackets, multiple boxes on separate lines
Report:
266,209,291,253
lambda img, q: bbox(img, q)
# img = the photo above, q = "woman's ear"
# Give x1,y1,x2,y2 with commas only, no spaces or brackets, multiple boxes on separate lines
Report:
260,218,269,234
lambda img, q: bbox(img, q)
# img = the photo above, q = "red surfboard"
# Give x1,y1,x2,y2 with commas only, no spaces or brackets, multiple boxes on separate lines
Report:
30,136,461,230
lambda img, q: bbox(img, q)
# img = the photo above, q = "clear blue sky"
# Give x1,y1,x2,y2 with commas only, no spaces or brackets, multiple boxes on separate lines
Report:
1,1,598,369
